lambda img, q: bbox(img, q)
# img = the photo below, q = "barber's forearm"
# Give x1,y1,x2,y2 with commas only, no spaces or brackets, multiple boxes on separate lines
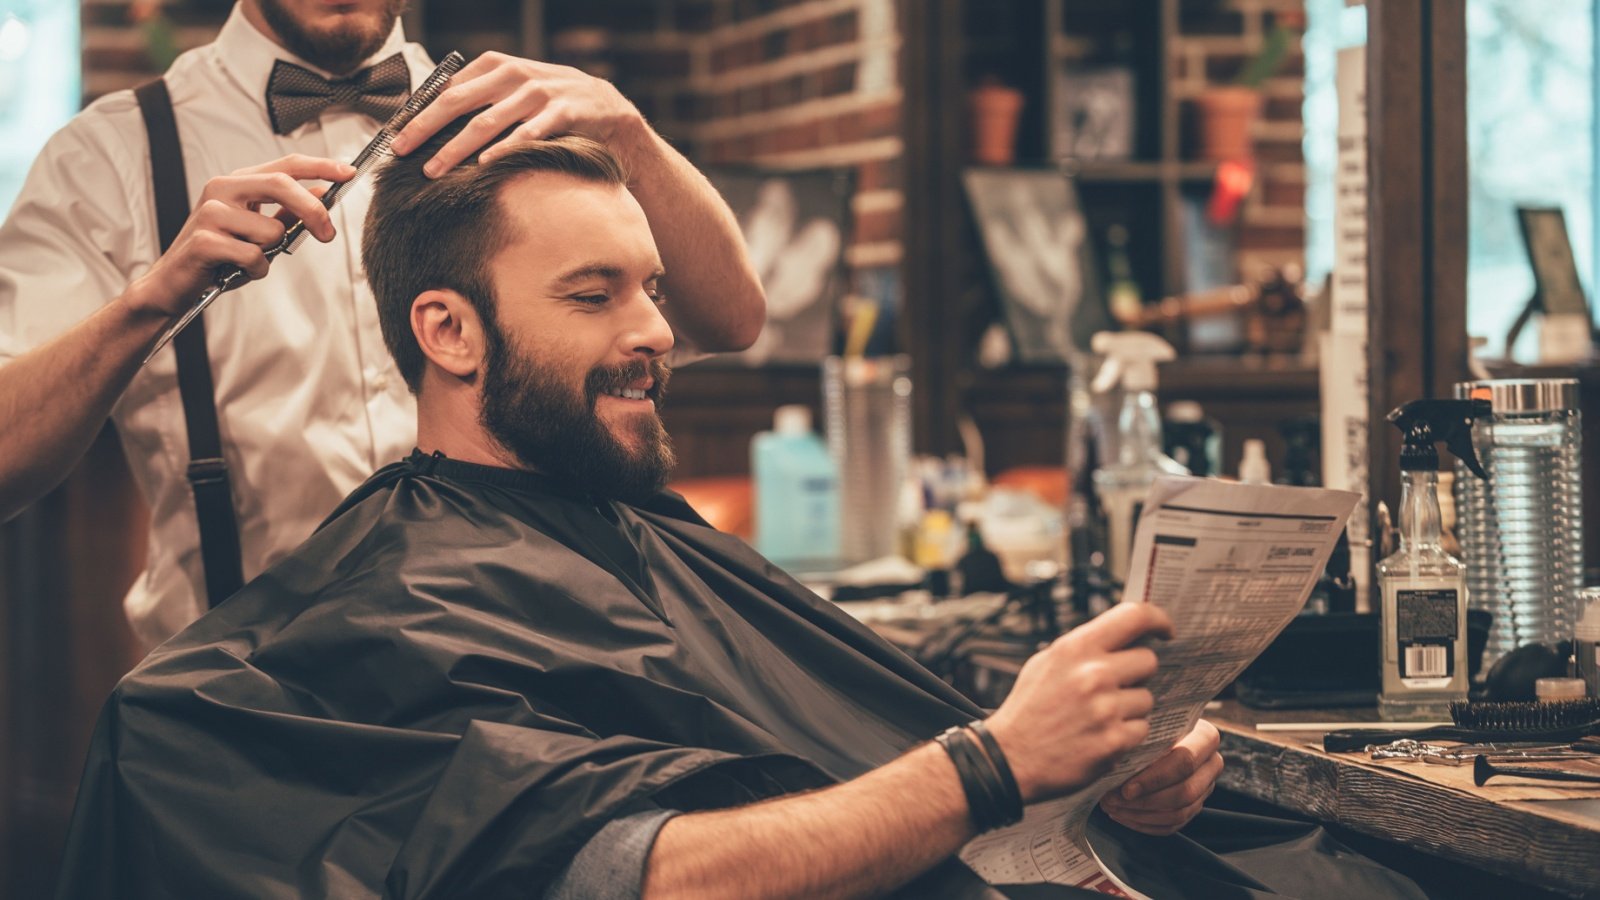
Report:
641,742,975,900
612,123,766,353
0,289,172,522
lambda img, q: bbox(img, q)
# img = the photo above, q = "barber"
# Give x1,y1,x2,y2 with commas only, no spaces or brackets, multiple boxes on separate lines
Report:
0,0,764,647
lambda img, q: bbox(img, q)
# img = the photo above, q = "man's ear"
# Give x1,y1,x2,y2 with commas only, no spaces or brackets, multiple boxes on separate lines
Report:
411,289,484,379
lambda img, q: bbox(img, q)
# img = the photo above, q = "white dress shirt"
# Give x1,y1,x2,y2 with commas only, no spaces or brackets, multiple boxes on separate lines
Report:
0,7,433,647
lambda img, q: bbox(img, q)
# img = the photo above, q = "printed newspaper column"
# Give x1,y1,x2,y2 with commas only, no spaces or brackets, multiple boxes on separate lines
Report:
1321,43,1372,611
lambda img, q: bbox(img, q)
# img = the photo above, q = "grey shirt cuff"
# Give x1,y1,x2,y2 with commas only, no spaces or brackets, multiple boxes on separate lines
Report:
544,808,680,900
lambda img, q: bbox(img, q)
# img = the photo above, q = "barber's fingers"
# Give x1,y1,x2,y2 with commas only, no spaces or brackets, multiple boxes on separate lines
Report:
1062,602,1175,654
478,106,563,165
196,202,288,248
187,229,270,281
392,56,505,144
426,89,542,175
202,172,338,242
391,56,532,159
235,153,357,185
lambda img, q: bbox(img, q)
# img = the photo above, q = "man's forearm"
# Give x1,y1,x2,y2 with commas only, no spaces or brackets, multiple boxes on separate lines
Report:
613,124,766,353
642,742,976,900
0,291,171,521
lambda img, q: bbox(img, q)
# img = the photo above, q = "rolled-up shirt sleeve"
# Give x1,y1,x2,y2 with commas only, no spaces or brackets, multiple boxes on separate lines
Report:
543,808,680,900
0,96,152,364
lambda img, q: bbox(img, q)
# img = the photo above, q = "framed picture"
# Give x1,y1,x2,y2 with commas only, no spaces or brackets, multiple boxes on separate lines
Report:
1052,67,1136,161
961,167,1111,364
702,167,854,366
1516,206,1590,318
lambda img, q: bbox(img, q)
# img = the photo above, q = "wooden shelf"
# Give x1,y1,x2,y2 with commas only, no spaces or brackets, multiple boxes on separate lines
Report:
961,356,1319,475
1069,159,1219,185
965,356,1316,399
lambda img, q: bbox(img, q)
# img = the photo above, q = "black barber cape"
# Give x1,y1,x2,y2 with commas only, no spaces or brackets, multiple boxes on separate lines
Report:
56,452,1424,899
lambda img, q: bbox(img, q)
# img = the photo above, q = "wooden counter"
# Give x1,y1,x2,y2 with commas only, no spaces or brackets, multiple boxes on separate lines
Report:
1208,701,1600,898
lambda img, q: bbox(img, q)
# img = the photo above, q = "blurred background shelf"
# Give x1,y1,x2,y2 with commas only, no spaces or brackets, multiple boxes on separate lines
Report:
962,356,1319,475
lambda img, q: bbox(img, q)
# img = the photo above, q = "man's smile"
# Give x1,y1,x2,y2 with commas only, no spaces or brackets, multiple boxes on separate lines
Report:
599,387,653,403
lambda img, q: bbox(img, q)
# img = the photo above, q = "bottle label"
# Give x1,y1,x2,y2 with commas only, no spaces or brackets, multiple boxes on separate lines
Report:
1396,588,1458,678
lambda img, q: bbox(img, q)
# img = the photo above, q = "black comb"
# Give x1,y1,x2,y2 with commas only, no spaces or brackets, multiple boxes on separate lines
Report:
143,51,467,364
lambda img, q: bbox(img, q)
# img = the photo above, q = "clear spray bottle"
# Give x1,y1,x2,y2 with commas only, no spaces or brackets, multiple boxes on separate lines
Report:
1377,398,1492,720
1090,332,1188,582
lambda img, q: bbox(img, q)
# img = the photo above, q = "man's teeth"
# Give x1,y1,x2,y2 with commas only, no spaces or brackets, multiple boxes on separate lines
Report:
604,387,649,400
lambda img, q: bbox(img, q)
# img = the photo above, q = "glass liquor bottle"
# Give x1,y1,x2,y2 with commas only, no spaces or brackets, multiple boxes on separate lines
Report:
1377,469,1468,719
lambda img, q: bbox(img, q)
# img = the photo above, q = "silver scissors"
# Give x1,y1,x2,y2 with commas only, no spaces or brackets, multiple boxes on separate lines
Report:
1367,738,1594,766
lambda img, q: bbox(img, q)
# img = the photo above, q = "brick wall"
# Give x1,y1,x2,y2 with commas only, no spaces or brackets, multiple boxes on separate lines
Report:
690,0,902,271
81,0,227,101
1173,0,1307,278
76,0,1301,286
81,0,902,274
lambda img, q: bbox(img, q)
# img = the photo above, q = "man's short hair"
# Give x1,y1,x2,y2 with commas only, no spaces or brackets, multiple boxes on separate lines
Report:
363,119,629,392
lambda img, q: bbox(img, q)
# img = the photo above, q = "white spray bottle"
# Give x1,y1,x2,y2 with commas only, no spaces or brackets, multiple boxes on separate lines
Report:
1091,331,1188,582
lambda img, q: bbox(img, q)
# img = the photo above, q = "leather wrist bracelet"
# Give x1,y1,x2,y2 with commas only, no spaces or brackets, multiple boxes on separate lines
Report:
936,725,1014,832
969,719,1024,822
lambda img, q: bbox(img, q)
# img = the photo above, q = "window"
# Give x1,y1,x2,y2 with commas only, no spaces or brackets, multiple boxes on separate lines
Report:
1303,0,1367,288
0,0,79,218
1466,0,1594,360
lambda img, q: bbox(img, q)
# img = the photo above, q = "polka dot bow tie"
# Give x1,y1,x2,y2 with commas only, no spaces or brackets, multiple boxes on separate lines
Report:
265,54,410,135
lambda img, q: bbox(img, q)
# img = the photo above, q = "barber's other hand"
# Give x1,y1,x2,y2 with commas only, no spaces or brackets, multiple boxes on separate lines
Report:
984,602,1173,805
123,155,353,318
389,52,645,177
1098,719,1222,836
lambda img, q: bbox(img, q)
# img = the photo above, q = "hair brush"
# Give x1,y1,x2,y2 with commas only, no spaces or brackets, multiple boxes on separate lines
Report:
143,51,467,364
1322,699,1600,753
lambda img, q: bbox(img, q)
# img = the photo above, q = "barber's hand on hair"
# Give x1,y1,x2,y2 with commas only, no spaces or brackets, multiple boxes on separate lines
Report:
123,155,353,318
982,603,1172,805
387,52,646,178
1098,719,1222,836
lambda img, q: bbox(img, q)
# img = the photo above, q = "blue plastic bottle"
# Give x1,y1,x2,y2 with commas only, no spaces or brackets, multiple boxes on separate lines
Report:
753,405,841,571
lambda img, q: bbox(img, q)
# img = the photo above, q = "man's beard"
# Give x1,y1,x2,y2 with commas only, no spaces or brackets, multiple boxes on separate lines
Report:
479,331,676,505
257,0,406,74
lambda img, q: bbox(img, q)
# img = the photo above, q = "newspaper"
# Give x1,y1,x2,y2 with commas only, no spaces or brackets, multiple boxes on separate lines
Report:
960,477,1360,894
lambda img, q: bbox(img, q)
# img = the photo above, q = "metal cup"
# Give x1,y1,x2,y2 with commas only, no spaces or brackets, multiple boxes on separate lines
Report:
823,355,912,565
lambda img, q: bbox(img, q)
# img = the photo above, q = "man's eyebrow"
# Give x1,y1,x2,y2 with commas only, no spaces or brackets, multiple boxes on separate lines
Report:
552,264,625,287
551,264,666,287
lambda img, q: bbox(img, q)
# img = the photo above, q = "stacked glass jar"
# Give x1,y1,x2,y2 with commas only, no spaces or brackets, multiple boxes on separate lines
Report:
1453,379,1584,670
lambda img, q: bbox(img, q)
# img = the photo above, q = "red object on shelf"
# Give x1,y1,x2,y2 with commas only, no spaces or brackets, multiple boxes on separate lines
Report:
1207,158,1256,225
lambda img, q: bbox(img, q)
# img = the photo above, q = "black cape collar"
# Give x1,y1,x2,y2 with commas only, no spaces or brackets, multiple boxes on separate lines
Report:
402,447,589,501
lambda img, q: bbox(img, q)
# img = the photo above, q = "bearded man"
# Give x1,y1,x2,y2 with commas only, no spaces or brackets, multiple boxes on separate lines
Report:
55,124,1427,900
0,0,763,646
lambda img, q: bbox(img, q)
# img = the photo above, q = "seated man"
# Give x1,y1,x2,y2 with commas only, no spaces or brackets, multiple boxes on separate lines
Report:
56,124,1421,900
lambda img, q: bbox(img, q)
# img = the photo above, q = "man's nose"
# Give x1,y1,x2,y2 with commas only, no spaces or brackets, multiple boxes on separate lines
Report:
624,289,675,358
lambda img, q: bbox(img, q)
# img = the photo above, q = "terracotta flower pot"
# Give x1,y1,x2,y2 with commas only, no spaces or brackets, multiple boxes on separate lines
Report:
1194,86,1263,161
968,80,1025,165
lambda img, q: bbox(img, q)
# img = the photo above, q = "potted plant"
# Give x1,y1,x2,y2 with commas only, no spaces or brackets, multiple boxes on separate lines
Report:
967,75,1026,166
1193,18,1295,161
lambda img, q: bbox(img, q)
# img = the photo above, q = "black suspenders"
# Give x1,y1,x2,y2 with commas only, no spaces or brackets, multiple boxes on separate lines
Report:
133,78,245,608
